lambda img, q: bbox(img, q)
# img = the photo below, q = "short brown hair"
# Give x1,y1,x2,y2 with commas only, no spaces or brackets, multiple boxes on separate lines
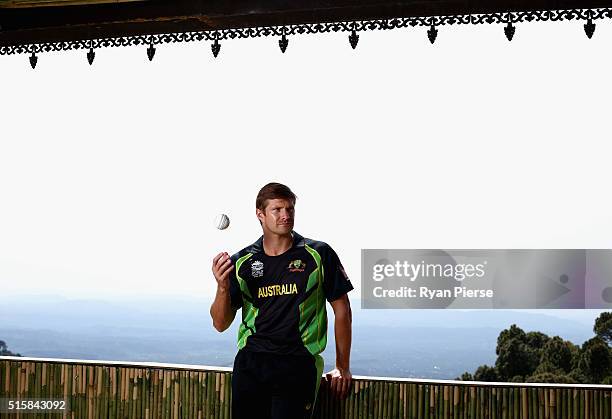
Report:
256,183,297,211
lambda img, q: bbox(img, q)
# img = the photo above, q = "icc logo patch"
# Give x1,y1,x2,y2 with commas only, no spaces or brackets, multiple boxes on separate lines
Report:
288,259,306,272
251,260,264,278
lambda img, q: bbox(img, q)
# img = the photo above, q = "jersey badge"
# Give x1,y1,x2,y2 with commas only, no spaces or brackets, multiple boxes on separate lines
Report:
288,259,306,272
251,260,264,278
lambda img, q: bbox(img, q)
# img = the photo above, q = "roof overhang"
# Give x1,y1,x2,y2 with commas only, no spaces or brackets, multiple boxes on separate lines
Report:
1,1,611,56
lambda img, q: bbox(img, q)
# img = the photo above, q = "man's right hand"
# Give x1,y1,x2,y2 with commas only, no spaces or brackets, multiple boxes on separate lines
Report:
211,252,237,332
212,252,234,291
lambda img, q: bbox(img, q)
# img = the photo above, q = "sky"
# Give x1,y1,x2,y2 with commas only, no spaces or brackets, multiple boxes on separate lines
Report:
1,18,612,311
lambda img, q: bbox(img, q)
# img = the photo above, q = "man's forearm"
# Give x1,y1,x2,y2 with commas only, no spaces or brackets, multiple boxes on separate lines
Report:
334,303,352,370
210,286,234,332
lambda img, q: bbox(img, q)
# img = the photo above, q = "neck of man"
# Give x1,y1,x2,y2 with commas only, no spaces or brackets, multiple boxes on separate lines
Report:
262,231,293,256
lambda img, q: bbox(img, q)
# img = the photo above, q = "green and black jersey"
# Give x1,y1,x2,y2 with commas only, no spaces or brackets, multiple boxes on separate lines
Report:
228,231,353,357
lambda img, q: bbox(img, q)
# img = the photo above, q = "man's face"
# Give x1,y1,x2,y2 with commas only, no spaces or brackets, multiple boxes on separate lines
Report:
256,198,295,236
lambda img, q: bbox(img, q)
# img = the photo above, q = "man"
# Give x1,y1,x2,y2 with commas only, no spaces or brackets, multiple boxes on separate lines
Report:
210,182,353,419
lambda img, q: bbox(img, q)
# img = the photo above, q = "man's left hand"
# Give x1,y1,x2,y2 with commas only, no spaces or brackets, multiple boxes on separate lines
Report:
325,367,352,399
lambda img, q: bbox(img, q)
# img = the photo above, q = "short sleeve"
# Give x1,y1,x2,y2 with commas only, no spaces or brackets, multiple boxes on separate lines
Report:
322,244,354,302
228,256,243,310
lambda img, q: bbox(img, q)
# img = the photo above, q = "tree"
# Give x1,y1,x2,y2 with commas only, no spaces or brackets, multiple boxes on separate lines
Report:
526,372,573,384
473,365,498,382
457,372,473,381
576,337,611,383
496,324,526,355
495,325,539,381
539,336,575,374
567,369,588,384
525,331,550,351
534,360,564,376
0,340,22,357
594,312,612,345
459,314,612,384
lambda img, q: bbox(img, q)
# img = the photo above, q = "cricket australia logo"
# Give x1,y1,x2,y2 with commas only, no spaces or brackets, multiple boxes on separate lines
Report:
288,259,306,272
251,260,264,278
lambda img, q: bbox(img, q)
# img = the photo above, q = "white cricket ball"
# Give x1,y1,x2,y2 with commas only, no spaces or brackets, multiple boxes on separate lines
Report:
214,214,230,230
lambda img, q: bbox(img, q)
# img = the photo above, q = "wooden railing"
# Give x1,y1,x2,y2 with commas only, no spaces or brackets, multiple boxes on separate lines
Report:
1,356,611,418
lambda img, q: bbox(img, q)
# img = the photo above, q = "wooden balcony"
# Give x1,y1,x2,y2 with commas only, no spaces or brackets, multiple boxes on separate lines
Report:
2,356,611,418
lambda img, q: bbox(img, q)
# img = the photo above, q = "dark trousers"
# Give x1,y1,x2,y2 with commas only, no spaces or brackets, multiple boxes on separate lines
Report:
231,349,323,419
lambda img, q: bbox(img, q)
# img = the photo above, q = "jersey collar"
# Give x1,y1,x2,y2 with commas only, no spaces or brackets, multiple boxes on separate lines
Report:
249,231,305,254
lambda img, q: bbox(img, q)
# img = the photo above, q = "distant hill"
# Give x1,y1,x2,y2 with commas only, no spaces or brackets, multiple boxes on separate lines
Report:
0,294,602,379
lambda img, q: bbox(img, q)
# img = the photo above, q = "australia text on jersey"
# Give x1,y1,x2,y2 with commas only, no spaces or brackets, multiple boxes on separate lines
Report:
258,283,298,298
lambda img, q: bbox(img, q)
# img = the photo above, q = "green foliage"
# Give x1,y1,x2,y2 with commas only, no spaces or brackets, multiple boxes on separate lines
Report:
526,372,574,384
567,369,589,384
575,337,611,383
465,314,612,384
525,331,550,350
457,372,473,381
473,365,498,382
593,312,612,345
494,325,539,380
534,360,564,376
539,336,575,373
496,324,526,355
